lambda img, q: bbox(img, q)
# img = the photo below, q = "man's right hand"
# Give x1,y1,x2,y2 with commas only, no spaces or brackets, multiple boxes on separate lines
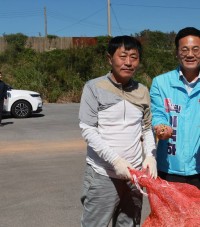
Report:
154,124,173,140
112,157,132,180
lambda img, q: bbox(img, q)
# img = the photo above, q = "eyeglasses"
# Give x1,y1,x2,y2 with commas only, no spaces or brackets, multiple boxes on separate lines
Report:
179,46,200,56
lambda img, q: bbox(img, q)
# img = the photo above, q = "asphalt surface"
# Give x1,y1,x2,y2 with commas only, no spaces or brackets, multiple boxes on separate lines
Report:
0,103,150,227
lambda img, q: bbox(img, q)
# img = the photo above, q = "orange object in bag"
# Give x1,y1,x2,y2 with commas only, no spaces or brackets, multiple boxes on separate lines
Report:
129,168,200,227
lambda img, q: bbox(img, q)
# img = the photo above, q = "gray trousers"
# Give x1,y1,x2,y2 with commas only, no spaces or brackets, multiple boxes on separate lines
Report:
80,164,143,227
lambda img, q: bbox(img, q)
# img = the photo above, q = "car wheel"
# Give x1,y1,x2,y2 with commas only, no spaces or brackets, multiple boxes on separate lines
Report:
11,100,32,118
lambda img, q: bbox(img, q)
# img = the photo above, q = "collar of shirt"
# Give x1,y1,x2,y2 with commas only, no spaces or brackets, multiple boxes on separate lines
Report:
179,68,200,86
178,67,200,94
107,72,138,91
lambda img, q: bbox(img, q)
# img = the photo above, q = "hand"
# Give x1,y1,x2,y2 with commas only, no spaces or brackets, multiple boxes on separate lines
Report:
142,156,157,179
154,124,173,140
112,157,132,180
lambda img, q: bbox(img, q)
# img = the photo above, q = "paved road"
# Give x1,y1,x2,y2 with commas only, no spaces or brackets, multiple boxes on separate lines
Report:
0,103,150,227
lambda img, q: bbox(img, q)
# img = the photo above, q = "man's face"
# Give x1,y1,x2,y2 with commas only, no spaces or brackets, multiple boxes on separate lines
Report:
177,35,200,72
108,46,140,84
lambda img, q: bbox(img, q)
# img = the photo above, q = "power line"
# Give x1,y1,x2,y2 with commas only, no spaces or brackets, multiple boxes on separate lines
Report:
110,6,123,35
113,3,200,10
53,7,106,33
0,2,199,37
0,10,43,18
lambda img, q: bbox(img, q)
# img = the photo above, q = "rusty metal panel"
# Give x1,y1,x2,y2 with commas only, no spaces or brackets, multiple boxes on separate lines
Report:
72,37,97,48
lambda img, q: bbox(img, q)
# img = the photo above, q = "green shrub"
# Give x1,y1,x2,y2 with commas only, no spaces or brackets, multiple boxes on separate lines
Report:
0,30,179,102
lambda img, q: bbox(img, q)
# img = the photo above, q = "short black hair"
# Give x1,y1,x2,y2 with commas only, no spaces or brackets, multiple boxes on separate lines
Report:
107,35,142,60
175,27,200,49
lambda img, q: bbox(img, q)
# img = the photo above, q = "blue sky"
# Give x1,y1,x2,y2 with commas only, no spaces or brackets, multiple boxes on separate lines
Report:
0,0,199,37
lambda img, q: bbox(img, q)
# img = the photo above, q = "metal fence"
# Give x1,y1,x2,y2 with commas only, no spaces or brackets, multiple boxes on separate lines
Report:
0,37,97,52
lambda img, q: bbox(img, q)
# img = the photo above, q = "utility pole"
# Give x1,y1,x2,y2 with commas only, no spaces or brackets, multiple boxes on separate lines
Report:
107,0,111,36
44,6,47,37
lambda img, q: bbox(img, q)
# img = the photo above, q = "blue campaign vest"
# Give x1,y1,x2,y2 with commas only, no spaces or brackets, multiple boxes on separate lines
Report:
150,69,200,176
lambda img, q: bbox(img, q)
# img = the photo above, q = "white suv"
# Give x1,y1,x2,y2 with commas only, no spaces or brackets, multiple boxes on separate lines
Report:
3,85,43,118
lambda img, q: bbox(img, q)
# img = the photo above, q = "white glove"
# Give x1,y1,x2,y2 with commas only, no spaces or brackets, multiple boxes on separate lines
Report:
112,157,132,180
142,156,157,179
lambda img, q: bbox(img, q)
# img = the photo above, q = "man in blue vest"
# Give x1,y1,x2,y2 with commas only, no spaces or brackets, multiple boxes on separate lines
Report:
150,27,200,189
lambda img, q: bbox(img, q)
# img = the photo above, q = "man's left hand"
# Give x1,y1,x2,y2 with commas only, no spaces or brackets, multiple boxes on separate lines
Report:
142,156,157,179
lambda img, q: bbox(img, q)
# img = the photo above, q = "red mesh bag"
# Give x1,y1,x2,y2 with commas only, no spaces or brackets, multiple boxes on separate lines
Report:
129,168,200,227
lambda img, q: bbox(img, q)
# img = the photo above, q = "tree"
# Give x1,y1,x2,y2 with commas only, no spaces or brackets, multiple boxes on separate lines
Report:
3,33,28,63
3,33,28,52
135,30,178,80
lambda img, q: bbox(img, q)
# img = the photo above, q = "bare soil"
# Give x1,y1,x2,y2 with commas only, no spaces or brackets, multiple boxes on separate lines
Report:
0,139,86,154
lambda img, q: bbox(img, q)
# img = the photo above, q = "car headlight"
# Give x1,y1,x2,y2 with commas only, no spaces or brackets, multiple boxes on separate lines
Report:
30,94,40,97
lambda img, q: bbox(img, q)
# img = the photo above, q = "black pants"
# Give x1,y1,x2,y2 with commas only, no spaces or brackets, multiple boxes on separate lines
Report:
0,99,4,124
158,171,200,189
